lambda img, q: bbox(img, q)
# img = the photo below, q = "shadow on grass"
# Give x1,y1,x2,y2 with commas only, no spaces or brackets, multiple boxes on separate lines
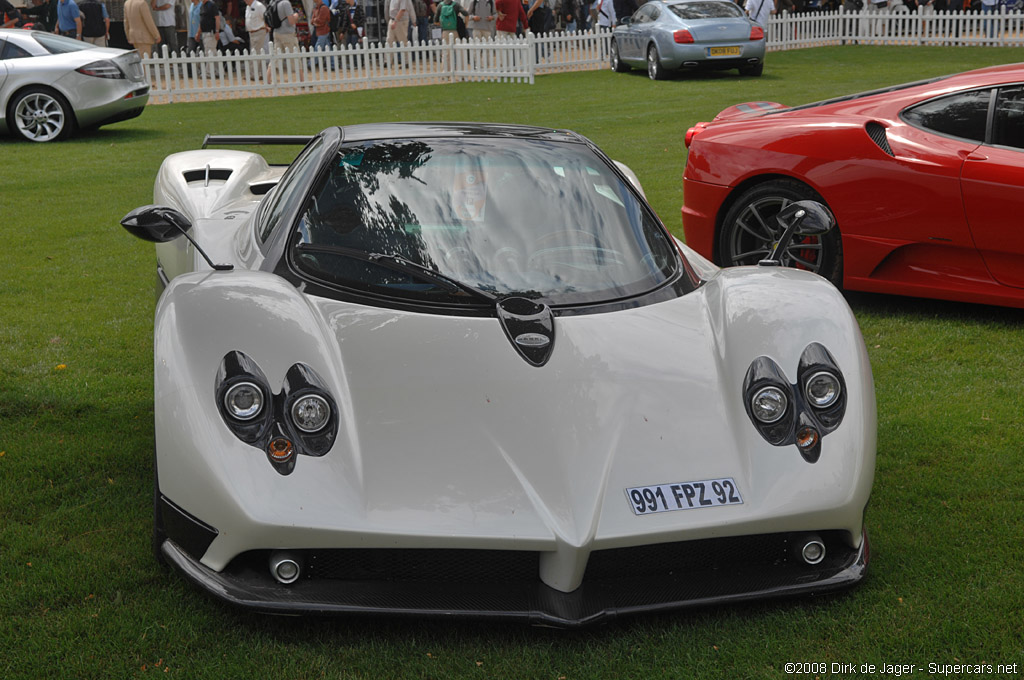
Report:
844,290,1024,327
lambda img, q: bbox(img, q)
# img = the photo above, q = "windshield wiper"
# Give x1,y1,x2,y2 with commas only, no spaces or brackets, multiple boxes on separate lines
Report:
295,244,497,303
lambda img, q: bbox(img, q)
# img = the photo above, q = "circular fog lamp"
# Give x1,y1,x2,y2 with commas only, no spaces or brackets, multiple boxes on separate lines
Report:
805,371,841,408
751,386,788,424
291,394,330,433
801,539,826,565
224,382,263,420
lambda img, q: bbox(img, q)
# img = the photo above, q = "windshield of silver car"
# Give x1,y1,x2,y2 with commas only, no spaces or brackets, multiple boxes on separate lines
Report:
290,138,680,307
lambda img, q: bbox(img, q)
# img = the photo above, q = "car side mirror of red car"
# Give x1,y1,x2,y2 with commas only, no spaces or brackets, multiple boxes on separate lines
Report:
759,200,834,269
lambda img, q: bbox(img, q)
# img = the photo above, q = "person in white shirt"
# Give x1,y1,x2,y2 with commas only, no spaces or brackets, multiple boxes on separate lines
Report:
745,0,774,31
244,0,269,56
151,0,178,53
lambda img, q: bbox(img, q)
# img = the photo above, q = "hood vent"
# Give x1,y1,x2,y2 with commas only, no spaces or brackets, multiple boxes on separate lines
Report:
183,167,233,185
496,297,555,367
865,122,894,157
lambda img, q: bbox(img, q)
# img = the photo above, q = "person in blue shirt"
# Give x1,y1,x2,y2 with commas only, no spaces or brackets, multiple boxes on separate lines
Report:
56,0,82,37
187,0,202,53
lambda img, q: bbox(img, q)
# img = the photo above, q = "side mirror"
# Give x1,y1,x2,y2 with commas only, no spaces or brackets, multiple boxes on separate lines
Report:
759,200,834,268
121,204,193,243
121,204,234,271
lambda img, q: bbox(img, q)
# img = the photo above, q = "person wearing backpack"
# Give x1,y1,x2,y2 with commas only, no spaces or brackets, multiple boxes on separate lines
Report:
433,0,468,42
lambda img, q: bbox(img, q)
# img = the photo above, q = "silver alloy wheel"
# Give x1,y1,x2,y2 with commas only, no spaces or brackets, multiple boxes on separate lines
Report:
611,42,619,70
724,195,823,273
13,90,68,142
647,45,662,80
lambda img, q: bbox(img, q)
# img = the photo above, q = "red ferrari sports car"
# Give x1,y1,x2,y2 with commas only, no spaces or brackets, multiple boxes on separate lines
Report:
682,63,1024,308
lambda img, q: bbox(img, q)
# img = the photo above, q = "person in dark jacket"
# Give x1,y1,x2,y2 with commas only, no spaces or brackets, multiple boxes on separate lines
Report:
79,0,110,45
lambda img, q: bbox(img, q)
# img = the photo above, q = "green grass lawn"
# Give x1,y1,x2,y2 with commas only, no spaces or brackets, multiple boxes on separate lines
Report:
2,46,1023,679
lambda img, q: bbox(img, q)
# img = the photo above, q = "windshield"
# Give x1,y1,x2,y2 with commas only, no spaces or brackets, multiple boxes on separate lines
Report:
669,2,745,19
290,138,679,307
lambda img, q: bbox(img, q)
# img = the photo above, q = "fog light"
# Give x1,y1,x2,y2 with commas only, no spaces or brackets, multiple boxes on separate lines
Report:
801,539,826,565
751,386,788,424
291,394,330,433
267,437,294,462
269,551,303,584
224,381,263,420
795,426,820,450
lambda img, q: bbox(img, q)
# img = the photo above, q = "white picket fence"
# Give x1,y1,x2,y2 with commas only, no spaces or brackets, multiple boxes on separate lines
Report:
143,30,610,103
141,8,1024,103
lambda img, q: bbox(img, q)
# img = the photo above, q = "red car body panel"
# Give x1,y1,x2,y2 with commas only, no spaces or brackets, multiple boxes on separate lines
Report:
682,63,1024,308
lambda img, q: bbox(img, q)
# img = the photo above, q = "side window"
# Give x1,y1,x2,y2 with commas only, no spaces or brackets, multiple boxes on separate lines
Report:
257,137,326,243
649,6,660,20
991,85,1024,150
1,39,32,60
902,89,991,143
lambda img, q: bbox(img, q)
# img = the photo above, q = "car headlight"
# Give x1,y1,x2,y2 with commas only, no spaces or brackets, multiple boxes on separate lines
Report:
751,386,788,424
224,381,264,420
290,394,331,432
804,370,841,408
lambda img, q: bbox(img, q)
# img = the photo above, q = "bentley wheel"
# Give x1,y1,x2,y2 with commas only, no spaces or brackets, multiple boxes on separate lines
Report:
611,40,629,72
10,87,73,142
647,44,666,80
718,179,843,285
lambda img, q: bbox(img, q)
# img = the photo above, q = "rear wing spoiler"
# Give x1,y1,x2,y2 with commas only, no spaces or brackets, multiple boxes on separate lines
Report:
202,135,315,148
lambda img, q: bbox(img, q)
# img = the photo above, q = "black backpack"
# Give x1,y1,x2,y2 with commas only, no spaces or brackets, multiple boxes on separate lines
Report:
264,0,285,29
329,6,341,32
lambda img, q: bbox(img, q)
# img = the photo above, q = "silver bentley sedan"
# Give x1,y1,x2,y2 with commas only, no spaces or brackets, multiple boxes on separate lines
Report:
0,29,149,142
611,0,767,80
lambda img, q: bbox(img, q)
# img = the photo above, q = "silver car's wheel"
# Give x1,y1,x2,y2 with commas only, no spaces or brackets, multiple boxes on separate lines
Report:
11,87,72,142
611,40,629,72
647,44,666,80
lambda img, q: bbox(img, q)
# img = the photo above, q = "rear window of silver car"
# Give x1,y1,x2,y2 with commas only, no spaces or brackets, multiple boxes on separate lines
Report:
668,2,746,19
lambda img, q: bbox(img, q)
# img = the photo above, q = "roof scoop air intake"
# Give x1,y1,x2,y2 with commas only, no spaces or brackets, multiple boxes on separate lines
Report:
496,297,555,367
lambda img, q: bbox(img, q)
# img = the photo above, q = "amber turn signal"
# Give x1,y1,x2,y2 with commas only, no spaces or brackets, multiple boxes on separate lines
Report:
267,437,294,462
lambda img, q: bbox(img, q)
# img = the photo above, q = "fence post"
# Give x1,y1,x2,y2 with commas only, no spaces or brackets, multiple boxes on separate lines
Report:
526,32,536,83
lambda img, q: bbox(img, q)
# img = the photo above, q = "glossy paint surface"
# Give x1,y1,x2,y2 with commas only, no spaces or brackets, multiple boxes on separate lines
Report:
0,29,148,137
682,63,1024,308
140,126,876,598
612,0,765,72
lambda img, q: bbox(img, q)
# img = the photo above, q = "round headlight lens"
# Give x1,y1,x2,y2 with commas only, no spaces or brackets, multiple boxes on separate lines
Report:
805,371,841,408
224,381,263,420
291,394,330,433
751,386,788,424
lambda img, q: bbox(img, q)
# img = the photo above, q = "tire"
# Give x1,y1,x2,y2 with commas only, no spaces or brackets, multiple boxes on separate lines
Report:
647,44,667,80
718,179,843,286
9,86,74,142
739,62,764,77
610,39,629,72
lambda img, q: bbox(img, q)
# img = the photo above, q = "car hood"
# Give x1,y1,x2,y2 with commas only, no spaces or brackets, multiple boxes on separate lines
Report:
156,268,875,590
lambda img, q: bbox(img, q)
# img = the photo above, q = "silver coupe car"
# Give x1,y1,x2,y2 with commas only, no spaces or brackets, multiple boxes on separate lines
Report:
611,0,767,80
0,29,149,142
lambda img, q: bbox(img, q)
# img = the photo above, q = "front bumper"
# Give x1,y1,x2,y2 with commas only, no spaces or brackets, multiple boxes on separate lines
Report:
160,529,869,627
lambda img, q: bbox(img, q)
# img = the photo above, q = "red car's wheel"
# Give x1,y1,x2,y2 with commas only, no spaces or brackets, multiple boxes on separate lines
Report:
718,179,843,285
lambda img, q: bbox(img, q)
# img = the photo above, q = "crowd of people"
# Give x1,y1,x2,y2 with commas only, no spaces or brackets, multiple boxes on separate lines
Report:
1,0,1010,59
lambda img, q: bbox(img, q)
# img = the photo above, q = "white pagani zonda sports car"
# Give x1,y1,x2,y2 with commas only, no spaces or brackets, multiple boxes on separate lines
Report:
122,123,876,626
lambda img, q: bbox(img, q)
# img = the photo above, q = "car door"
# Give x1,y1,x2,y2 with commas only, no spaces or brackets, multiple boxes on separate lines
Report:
961,84,1024,289
622,5,652,60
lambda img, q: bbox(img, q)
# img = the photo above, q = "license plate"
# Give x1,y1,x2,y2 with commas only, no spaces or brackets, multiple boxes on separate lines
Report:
626,478,743,516
707,46,742,57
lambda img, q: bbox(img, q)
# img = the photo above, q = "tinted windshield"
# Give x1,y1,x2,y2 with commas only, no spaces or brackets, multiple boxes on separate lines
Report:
669,2,745,19
290,138,679,307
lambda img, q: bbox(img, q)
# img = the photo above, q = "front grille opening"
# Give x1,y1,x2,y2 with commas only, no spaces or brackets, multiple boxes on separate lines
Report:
866,122,895,157
307,548,540,583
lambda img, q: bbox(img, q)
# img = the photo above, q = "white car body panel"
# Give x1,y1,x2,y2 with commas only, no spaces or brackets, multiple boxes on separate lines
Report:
129,129,876,622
